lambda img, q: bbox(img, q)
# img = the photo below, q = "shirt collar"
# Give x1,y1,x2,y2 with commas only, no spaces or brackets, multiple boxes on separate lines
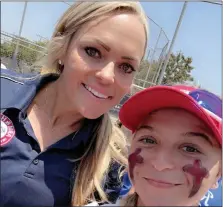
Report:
4,73,59,113
46,116,103,152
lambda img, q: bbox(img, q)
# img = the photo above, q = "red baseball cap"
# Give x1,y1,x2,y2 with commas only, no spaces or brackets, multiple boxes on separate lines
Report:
119,85,222,146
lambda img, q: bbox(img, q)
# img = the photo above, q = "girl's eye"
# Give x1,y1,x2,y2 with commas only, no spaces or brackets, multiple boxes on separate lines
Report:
182,146,201,154
85,47,101,59
139,137,156,145
120,63,135,74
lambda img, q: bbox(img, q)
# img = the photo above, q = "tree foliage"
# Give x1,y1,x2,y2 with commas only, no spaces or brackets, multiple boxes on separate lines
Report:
1,37,48,72
134,52,195,88
162,52,194,85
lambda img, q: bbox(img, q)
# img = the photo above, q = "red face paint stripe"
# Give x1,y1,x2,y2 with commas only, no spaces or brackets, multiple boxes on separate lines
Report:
183,159,209,198
128,148,144,180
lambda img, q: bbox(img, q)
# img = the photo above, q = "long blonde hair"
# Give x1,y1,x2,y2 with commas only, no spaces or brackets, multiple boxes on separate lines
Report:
40,1,149,206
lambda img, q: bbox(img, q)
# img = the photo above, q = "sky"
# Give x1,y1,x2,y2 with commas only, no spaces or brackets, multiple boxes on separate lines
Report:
1,1,222,96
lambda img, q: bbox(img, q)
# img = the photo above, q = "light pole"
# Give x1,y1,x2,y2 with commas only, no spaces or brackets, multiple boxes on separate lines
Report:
157,1,188,84
11,1,28,70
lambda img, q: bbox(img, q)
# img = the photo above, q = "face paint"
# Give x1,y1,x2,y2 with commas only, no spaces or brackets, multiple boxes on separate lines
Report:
128,148,144,180
183,159,209,198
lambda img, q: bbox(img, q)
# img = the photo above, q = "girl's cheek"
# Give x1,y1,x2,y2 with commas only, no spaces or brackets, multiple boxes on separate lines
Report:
183,159,209,198
128,148,144,180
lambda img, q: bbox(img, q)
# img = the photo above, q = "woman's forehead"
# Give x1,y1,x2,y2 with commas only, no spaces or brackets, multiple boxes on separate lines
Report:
71,13,146,57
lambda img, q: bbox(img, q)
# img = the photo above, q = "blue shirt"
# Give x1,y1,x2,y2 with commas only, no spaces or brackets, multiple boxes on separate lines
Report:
0,69,123,206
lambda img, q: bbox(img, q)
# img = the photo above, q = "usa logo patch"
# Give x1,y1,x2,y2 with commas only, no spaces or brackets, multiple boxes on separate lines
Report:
1,113,15,146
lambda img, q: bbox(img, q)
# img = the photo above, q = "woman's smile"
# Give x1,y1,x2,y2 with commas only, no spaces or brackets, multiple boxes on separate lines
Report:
81,83,112,100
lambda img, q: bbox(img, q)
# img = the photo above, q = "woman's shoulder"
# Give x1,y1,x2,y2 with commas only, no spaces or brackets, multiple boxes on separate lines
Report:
1,69,40,110
1,68,40,83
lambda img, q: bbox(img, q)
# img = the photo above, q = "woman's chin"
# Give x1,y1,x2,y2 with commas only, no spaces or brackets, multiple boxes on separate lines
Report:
80,109,105,120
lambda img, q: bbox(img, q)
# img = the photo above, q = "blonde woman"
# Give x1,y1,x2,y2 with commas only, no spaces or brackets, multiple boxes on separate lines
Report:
0,2,148,206
110,85,221,206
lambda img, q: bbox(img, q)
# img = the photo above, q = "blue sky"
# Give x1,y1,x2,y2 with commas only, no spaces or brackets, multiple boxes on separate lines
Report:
1,2,222,96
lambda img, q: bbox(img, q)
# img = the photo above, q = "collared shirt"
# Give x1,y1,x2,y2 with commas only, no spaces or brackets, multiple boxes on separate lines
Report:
0,69,123,206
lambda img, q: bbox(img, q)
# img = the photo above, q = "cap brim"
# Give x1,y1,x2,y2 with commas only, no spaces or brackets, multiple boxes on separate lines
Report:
119,86,221,145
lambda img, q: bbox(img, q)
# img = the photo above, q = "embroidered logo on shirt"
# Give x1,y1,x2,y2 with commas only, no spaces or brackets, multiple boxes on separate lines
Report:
1,113,15,146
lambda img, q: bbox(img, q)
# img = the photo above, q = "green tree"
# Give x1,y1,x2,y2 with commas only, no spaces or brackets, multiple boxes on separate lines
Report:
161,52,194,85
1,37,48,72
133,52,195,89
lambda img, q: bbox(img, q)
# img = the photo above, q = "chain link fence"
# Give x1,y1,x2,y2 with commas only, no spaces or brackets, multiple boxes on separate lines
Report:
132,16,169,95
1,31,46,74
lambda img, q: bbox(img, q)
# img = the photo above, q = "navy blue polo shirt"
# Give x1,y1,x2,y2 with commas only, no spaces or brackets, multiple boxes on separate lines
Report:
0,69,123,206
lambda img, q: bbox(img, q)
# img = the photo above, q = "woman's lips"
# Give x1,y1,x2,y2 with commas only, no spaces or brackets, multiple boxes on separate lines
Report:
144,178,181,188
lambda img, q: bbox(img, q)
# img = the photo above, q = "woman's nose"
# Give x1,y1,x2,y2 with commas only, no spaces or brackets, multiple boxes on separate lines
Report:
95,62,115,85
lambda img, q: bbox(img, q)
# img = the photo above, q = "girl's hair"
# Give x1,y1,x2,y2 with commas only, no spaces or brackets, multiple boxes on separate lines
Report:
40,1,149,206
120,192,138,206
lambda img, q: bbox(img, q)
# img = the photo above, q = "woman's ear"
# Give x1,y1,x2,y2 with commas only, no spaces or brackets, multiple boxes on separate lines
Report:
128,84,133,94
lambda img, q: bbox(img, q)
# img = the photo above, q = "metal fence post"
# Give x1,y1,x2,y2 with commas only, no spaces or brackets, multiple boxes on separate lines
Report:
11,1,28,70
143,27,163,88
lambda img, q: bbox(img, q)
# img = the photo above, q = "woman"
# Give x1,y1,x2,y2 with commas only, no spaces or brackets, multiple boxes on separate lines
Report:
117,85,222,206
0,2,148,206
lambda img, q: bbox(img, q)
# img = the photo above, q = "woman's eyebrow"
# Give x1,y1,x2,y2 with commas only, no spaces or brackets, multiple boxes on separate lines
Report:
93,38,139,62
94,38,110,52
121,56,138,62
183,132,213,146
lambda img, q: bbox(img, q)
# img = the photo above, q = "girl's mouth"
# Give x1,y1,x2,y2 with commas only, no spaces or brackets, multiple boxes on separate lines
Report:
144,177,182,189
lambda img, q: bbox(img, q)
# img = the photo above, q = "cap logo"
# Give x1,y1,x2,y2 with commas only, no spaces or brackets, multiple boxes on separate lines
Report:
180,89,190,94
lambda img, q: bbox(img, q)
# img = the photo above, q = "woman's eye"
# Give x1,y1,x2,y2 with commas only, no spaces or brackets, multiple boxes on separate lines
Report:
182,146,201,153
139,137,156,144
85,47,101,59
120,63,135,74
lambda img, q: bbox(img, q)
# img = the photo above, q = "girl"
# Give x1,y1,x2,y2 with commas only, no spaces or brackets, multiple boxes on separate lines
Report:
117,85,222,206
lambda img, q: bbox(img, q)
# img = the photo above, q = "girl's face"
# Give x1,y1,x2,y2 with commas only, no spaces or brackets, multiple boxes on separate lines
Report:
129,108,221,206
59,13,146,119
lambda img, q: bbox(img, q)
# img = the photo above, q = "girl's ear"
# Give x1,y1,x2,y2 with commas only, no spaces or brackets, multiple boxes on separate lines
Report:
211,165,221,189
210,181,219,189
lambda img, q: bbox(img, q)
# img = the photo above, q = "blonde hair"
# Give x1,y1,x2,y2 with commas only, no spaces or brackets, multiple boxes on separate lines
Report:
40,1,149,206
72,113,128,205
